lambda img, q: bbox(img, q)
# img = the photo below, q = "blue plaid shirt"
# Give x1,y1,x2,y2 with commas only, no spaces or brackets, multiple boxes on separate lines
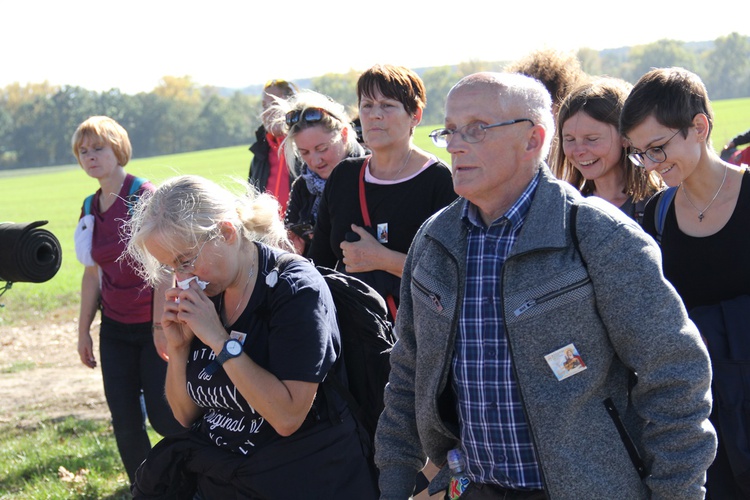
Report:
452,169,543,489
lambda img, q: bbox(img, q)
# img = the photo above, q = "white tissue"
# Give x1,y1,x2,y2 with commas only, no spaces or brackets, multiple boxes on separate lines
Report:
175,276,209,303
177,276,209,290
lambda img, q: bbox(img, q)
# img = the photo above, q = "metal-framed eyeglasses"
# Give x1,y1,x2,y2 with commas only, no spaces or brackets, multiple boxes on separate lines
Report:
429,119,534,148
627,128,683,168
158,238,211,275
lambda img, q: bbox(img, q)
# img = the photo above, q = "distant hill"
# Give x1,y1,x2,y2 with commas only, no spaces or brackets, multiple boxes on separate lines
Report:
216,39,723,97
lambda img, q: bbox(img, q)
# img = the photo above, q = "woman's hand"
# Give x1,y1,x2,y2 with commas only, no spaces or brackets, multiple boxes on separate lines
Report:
340,224,384,273
78,265,100,369
162,286,197,351
340,224,406,277
288,230,308,256
77,332,97,369
168,279,225,347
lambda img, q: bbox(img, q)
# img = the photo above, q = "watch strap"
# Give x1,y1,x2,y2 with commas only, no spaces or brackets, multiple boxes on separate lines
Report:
215,339,242,366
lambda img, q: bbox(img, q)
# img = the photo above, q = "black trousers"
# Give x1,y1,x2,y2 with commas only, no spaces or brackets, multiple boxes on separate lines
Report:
100,316,183,483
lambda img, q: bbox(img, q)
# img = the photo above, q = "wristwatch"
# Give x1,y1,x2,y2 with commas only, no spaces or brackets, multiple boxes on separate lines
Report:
215,339,243,365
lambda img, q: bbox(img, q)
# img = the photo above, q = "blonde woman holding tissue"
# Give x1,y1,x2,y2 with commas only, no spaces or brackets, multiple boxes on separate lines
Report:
124,175,377,499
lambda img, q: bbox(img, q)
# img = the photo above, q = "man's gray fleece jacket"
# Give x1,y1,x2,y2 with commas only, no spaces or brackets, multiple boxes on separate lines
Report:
375,166,717,499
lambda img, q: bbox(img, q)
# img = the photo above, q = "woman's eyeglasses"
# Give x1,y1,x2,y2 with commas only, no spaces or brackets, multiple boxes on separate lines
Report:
628,128,683,167
285,107,334,127
158,238,211,275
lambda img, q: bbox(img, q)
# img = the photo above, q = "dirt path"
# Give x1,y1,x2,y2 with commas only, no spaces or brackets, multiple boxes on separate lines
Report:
0,306,110,427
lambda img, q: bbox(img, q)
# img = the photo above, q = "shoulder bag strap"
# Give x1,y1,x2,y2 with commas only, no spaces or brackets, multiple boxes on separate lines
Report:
358,157,372,227
654,187,677,244
357,157,397,321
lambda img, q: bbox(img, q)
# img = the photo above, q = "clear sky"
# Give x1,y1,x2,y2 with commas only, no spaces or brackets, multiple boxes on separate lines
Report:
3,0,747,95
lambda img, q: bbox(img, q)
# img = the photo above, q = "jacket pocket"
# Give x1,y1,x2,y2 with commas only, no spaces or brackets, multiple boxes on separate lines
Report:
604,397,647,479
410,269,456,319
413,278,444,313
506,267,593,323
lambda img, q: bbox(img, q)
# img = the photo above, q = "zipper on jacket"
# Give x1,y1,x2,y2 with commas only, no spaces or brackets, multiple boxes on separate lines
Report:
603,397,647,479
412,278,444,313
500,265,550,498
513,276,591,317
421,234,461,441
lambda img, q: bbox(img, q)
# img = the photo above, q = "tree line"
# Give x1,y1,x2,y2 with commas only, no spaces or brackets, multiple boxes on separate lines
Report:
1,33,748,170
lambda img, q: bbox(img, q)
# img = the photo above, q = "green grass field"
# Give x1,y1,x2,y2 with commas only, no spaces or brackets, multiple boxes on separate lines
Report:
1,101,748,325
0,418,160,499
711,97,750,149
0,125,448,325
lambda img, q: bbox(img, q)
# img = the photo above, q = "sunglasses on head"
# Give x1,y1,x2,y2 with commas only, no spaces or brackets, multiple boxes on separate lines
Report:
264,79,297,95
285,107,332,127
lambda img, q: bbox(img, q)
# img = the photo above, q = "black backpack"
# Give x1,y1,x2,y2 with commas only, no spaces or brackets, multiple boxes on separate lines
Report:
267,255,396,443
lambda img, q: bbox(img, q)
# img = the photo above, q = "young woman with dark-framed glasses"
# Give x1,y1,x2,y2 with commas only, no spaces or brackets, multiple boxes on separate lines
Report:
621,67,750,499
307,64,457,323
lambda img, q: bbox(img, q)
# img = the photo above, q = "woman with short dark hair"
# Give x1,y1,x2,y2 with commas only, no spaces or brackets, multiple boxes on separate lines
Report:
621,67,750,499
308,64,457,321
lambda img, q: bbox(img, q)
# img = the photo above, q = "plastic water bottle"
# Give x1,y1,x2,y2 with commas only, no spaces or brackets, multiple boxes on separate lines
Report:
447,448,470,499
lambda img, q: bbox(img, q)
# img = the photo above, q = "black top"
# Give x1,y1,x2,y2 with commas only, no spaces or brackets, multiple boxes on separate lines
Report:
187,243,344,455
731,128,750,147
308,156,457,302
642,170,750,311
285,147,366,229
248,125,302,192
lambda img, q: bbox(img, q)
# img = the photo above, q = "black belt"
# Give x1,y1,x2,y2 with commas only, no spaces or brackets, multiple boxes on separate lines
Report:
459,482,545,500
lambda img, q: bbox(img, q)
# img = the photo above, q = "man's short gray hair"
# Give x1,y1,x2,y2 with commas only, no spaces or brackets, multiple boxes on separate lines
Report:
449,72,555,160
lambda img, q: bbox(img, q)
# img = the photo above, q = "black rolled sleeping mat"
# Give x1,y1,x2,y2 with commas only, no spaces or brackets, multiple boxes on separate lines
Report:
0,221,62,283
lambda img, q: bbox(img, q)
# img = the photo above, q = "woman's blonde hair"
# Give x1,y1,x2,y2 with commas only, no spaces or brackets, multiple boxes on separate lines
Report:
123,175,290,286
271,90,358,169
71,115,132,166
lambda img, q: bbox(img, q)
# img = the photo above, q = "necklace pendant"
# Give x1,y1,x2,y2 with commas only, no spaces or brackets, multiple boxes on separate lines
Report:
698,212,704,222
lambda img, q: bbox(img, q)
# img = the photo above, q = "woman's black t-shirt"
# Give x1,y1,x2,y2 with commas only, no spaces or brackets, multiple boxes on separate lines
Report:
308,156,457,305
642,170,750,311
184,243,344,455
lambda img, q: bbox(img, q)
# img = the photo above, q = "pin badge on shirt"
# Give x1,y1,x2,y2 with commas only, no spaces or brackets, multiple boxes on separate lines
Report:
229,330,247,344
545,343,587,381
377,223,389,243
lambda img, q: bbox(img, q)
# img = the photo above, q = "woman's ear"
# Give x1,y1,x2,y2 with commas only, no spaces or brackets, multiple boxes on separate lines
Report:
411,107,423,127
341,126,349,143
693,113,710,142
218,221,238,244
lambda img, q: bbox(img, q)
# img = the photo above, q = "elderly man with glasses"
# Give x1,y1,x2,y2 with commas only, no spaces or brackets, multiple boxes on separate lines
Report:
374,72,717,500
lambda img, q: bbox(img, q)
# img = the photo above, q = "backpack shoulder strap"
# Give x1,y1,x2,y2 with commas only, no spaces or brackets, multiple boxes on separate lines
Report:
125,176,148,215
267,254,362,428
267,253,302,283
83,194,95,216
654,187,677,244
82,176,145,217
570,199,585,269
128,176,147,197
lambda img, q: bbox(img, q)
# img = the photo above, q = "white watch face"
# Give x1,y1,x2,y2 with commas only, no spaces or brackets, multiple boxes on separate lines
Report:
226,340,242,356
